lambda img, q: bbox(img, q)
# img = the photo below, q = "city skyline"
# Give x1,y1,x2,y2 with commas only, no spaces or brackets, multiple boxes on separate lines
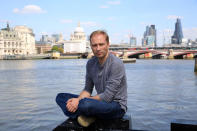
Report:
171,18,184,44
0,0,197,46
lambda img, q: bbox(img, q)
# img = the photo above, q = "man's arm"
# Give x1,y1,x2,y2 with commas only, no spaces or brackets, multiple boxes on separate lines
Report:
66,90,91,112
67,60,95,112
78,90,91,99
98,60,125,103
87,95,101,100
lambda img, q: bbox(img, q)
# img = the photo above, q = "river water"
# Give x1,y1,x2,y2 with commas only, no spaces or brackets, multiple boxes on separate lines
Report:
0,59,197,131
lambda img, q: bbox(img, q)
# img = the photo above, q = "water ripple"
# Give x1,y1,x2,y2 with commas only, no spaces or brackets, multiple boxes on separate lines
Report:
0,59,197,131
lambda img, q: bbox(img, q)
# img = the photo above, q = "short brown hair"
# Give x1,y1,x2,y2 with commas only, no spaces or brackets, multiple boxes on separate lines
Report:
89,30,109,44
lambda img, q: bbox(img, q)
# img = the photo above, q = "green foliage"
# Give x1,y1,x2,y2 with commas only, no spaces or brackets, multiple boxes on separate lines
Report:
52,46,59,51
51,46,64,53
58,48,64,53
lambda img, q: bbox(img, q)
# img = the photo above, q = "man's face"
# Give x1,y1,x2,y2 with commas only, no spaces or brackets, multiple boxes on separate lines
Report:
90,34,109,59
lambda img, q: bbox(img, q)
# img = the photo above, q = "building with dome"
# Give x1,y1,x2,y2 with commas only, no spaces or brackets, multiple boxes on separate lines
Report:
0,23,35,56
63,22,90,53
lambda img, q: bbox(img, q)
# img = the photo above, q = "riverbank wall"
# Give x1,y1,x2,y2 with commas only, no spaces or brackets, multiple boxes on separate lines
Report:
0,53,196,60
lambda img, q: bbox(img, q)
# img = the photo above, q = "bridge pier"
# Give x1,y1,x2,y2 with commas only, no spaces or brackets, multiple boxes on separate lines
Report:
144,52,152,58
185,53,194,59
168,49,174,59
123,51,128,59
139,54,145,59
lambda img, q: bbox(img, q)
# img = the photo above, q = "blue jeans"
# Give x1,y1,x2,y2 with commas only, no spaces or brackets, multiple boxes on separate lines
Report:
56,93,125,119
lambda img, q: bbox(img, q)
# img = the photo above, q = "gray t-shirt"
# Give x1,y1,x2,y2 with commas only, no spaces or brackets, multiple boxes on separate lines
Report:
83,53,127,112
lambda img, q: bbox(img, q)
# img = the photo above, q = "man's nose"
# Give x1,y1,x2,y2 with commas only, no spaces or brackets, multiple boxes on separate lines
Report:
97,45,101,50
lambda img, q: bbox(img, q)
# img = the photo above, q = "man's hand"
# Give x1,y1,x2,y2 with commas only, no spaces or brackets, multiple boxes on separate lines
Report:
66,98,79,113
66,91,92,113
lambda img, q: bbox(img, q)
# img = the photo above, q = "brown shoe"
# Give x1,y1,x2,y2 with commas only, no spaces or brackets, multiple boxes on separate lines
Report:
77,115,96,127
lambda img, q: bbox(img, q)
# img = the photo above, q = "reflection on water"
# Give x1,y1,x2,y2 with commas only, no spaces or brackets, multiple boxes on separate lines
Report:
195,72,197,86
0,59,197,131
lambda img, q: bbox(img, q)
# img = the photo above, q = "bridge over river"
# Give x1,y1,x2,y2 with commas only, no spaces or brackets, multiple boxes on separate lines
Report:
2,47,196,60
109,49,197,59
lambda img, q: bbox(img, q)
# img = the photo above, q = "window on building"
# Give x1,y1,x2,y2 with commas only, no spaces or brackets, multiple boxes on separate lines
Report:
4,50,6,53
10,35,12,37
6,34,8,37
14,35,16,37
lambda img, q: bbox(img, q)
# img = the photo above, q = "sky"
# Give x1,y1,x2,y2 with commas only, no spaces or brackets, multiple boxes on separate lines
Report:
0,0,197,46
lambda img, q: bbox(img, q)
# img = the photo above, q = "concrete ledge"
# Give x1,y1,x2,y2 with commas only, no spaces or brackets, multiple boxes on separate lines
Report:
53,114,132,131
171,119,197,131
53,118,130,131
54,118,197,131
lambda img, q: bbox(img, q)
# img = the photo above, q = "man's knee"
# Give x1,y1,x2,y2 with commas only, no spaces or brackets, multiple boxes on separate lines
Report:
56,93,78,104
56,93,64,104
78,98,94,112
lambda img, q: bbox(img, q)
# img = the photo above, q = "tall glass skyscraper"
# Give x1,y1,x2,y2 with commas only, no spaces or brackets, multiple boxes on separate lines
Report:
171,18,183,44
142,25,157,47
130,36,137,46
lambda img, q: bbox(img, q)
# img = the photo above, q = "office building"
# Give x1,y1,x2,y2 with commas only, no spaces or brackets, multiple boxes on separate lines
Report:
171,18,183,44
130,36,137,46
142,25,157,47
52,34,63,42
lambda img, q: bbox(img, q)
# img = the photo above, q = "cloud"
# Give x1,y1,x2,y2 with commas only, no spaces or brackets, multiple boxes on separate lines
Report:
110,33,121,44
156,29,173,45
107,0,121,5
99,0,120,9
162,29,173,33
156,27,197,46
0,19,8,23
39,31,49,36
107,17,116,21
60,19,73,24
81,21,99,27
99,5,109,8
167,15,183,20
140,22,152,26
183,27,197,40
110,32,129,44
13,5,46,14
161,27,197,40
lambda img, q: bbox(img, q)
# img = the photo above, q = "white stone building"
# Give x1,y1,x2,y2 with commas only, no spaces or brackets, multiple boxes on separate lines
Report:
63,22,90,53
0,23,35,56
